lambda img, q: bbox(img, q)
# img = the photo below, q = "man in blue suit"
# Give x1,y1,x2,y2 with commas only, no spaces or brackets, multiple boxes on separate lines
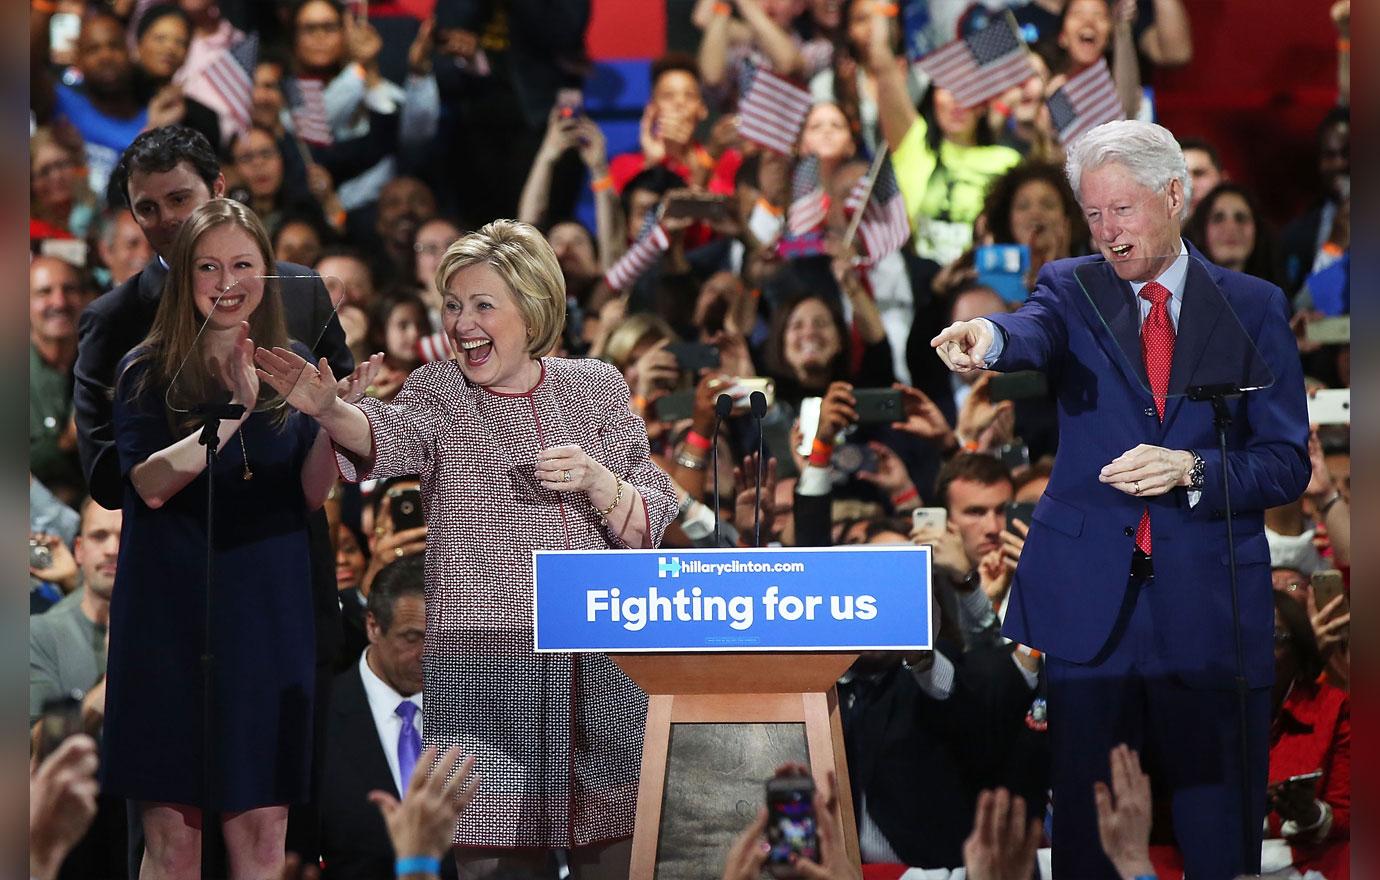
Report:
931,120,1309,879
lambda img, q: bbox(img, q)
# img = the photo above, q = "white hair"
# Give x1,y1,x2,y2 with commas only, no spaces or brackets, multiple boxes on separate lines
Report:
1065,120,1191,220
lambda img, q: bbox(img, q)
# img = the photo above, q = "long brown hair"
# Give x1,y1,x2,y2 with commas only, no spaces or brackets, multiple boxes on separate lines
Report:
121,199,293,432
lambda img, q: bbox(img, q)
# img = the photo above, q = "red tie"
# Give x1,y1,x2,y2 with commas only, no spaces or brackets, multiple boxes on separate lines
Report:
1135,281,1175,555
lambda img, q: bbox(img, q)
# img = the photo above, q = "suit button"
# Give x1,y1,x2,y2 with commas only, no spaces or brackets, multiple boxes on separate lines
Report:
1144,407,1156,417
1123,527,1135,536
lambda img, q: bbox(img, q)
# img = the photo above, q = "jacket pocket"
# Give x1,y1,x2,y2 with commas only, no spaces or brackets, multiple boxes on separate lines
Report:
1220,533,1270,566
1033,493,1084,538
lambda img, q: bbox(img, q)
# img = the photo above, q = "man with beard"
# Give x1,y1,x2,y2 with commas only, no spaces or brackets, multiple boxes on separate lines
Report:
31,10,184,199
353,176,439,290
30,257,91,505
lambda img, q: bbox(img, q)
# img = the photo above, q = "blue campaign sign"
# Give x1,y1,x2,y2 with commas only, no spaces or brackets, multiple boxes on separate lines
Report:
532,546,931,652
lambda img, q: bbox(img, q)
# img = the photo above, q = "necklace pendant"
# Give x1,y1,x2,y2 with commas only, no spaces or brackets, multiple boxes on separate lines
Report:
243,467,253,481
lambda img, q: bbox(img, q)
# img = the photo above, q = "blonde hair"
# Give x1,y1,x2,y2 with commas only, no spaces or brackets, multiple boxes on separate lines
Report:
434,219,567,357
122,199,292,431
600,313,678,373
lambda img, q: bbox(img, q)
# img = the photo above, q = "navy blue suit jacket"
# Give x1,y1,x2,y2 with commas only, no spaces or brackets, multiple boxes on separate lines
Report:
986,244,1309,689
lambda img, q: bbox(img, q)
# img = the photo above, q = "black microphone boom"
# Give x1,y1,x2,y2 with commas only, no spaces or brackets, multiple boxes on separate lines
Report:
711,393,734,546
749,391,768,547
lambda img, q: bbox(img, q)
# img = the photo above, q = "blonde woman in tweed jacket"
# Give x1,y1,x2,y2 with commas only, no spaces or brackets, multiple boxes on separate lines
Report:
255,219,677,878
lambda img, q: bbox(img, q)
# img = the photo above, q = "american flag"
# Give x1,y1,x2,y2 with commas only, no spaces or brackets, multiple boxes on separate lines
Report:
845,156,911,263
285,78,333,147
418,330,451,364
1047,60,1125,145
199,34,258,131
787,156,828,237
736,64,813,155
604,219,670,291
915,15,1033,108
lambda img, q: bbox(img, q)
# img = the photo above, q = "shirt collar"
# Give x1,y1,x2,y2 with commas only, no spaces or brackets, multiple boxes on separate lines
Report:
358,647,421,713
1129,239,1190,302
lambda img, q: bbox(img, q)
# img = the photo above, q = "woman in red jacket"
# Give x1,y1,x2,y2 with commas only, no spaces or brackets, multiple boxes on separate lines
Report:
1268,590,1350,879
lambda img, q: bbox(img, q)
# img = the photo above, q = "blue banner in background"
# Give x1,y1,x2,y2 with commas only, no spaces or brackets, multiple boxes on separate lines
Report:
533,546,932,652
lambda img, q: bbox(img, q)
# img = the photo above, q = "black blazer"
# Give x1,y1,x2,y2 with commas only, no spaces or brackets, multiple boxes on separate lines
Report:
74,258,352,511
842,645,1045,869
319,664,458,880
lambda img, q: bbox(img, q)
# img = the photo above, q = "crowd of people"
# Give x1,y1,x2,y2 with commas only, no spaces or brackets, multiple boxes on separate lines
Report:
29,0,1349,878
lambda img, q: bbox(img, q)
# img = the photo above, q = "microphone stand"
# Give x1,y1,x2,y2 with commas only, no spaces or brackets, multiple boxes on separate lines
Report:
190,400,245,869
750,391,768,547
1187,382,1253,872
711,394,733,547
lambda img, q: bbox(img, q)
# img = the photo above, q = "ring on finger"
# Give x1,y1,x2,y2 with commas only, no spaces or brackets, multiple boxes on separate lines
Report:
1132,480,1141,495
562,469,572,483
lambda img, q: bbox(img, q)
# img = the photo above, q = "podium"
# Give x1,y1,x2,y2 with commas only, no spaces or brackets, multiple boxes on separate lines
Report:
534,545,931,877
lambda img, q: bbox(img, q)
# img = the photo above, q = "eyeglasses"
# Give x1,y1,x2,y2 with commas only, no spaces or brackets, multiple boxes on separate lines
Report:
234,148,279,165
414,241,456,256
33,159,78,180
298,20,342,37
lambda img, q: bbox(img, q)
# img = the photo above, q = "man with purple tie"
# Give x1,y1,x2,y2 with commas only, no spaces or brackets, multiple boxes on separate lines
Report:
931,120,1310,880
320,555,457,879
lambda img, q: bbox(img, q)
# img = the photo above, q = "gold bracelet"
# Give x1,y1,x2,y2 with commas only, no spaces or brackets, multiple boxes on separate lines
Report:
597,476,624,519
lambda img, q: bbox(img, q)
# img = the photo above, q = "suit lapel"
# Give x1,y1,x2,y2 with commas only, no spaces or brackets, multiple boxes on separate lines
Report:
1160,256,1225,431
338,666,404,798
1070,259,1151,398
137,258,168,304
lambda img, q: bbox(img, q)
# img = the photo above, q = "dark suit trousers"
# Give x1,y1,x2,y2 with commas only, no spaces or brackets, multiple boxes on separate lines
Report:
1046,567,1270,880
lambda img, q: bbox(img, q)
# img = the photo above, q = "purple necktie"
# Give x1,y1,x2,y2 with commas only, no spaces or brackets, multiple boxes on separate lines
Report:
395,701,421,790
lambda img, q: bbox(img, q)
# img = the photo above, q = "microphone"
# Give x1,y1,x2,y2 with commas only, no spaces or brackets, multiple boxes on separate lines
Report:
750,391,768,547
712,393,733,546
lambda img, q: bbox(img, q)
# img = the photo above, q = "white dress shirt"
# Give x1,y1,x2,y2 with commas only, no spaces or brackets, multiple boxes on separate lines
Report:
358,648,422,796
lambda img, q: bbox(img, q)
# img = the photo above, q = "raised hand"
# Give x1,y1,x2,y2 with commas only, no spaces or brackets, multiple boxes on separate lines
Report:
254,346,339,418
892,383,956,448
962,788,1042,880
1093,745,1155,880
369,746,480,864
337,352,384,404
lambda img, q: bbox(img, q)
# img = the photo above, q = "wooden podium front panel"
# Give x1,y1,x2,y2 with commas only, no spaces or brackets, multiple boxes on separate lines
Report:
626,690,860,878
653,721,809,879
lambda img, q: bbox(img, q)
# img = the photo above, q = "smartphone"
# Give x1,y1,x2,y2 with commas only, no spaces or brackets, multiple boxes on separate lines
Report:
654,390,696,422
1006,501,1036,533
49,12,81,60
998,442,1031,472
765,774,819,877
37,693,84,761
989,371,1048,402
796,397,823,457
1305,316,1350,345
912,507,947,533
555,87,584,119
728,377,776,411
1307,388,1350,425
853,388,902,424
663,193,732,222
1273,770,1323,789
388,487,425,532
975,243,1030,304
831,443,877,476
1310,569,1347,618
665,341,720,374
29,537,53,571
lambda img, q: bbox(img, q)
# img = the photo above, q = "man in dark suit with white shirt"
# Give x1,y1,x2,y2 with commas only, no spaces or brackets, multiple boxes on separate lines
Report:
320,555,458,880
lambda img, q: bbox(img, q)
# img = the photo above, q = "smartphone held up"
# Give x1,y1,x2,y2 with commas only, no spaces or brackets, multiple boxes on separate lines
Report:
765,773,819,877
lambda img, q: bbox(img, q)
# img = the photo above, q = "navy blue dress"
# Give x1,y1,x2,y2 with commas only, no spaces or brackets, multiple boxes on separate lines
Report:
102,351,318,811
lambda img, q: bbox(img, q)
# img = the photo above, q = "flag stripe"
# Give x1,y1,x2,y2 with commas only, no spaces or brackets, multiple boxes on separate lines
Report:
604,225,670,290
1050,60,1125,145
737,66,812,155
916,16,1033,108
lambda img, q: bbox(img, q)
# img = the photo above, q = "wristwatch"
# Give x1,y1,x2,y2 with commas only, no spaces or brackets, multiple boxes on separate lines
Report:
1186,451,1206,491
